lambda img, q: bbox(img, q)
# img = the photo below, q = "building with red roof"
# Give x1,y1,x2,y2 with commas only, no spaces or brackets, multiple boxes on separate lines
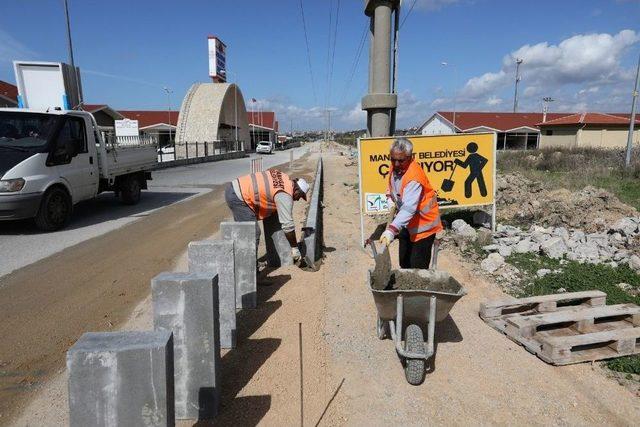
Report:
0,80,18,107
418,111,637,150
247,110,279,150
537,112,639,149
418,111,574,150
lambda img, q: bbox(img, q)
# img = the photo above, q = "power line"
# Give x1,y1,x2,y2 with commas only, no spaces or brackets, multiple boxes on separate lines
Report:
399,0,418,29
324,0,334,109
327,0,341,108
298,0,318,105
340,22,368,106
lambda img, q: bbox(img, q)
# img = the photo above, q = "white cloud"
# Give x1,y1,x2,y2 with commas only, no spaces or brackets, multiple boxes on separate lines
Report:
464,70,508,98
456,29,639,113
0,28,37,67
345,103,366,126
414,0,460,11
486,96,502,106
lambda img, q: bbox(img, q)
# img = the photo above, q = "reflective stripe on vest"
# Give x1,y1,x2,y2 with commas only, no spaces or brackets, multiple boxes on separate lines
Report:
408,216,442,235
237,170,293,220
389,161,443,242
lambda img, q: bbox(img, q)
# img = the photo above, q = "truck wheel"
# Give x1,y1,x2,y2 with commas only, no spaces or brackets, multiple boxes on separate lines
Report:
120,175,141,205
404,324,426,386
35,187,72,231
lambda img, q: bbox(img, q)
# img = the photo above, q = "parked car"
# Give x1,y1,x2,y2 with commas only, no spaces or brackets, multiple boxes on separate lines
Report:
256,140,273,154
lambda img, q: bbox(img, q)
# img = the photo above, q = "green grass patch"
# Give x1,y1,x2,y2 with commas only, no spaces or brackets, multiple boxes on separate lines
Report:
594,176,640,211
505,253,640,374
497,147,640,210
507,253,640,305
606,356,640,375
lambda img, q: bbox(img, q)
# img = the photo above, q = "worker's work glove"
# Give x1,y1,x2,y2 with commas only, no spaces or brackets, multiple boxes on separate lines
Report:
291,246,302,262
380,230,395,247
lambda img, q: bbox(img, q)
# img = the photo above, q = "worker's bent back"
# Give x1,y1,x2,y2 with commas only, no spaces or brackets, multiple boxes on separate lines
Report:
237,169,294,220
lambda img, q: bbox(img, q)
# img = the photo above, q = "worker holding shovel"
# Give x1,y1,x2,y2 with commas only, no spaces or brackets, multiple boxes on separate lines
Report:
379,138,443,269
443,142,488,198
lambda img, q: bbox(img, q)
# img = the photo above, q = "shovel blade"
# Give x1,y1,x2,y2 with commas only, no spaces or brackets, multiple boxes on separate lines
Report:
441,179,454,192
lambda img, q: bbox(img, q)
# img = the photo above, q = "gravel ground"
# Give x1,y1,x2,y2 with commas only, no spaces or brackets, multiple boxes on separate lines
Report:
9,146,640,426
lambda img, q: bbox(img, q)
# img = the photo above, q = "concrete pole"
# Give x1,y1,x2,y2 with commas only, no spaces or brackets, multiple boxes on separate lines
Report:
513,58,523,113
625,53,640,168
362,0,400,138
63,0,82,107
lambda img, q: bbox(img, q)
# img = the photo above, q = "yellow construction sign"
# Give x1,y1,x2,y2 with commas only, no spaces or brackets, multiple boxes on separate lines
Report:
358,133,496,214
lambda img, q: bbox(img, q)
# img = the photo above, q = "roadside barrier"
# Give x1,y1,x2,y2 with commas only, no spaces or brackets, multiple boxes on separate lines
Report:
151,272,221,420
67,331,174,426
155,150,247,170
301,157,324,270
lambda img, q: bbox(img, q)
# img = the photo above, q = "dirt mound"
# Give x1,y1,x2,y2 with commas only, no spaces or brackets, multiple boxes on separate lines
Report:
497,172,637,233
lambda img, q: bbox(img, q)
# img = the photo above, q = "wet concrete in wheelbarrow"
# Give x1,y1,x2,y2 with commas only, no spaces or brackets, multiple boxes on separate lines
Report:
370,244,463,293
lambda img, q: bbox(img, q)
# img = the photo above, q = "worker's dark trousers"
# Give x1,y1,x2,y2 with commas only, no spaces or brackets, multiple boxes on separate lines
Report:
224,183,261,248
465,173,488,198
398,229,436,269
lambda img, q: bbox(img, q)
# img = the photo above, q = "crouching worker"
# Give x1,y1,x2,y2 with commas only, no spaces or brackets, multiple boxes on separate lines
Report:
225,169,310,263
380,138,443,269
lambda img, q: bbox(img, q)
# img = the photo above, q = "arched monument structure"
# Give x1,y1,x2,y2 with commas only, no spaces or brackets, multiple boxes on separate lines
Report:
175,83,249,159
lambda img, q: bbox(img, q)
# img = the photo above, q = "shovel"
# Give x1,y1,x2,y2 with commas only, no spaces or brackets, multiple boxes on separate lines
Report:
441,164,457,192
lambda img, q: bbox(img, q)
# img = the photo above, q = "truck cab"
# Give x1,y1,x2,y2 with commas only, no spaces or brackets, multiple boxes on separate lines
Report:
0,108,154,230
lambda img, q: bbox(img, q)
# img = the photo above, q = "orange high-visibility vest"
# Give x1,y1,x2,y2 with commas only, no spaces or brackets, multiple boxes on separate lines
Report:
237,169,294,220
389,160,442,242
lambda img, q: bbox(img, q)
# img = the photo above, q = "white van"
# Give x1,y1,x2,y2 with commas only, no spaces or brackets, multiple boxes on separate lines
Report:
256,140,273,154
0,108,157,230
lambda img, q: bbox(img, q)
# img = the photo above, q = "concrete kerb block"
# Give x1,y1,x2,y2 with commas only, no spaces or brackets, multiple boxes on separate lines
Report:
151,272,221,420
301,158,324,270
220,221,257,309
188,240,236,348
67,331,175,427
263,214,293,268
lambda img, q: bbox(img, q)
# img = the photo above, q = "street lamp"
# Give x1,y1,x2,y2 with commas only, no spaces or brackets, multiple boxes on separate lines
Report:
441,62,457,133
162,86,173,145
225,70,240,151
513,58,523,113
542,97,554,122
625,53,640,168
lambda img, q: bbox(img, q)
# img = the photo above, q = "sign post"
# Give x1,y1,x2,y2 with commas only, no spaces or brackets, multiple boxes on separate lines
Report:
358,133,497,246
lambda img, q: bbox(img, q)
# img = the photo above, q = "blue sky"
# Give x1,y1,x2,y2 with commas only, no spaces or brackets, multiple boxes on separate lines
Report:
1,0,639,130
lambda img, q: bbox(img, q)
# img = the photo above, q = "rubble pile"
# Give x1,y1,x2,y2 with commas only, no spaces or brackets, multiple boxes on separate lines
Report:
497,173,637,233
448,217,640,273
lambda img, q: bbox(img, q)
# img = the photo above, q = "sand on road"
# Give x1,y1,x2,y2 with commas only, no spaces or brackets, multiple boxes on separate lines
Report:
8,146,640,426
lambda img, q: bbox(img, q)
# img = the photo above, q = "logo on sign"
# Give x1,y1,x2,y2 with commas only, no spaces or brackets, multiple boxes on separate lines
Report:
365,193,389,213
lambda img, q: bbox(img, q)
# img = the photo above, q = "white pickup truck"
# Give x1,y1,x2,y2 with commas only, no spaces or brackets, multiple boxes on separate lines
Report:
0,108,157,230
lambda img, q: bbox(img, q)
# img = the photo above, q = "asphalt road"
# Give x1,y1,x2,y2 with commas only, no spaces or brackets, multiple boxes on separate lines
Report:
0,148,317,424
0,146,308,279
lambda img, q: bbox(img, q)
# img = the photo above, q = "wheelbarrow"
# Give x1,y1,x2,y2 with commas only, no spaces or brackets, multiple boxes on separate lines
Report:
367,245,466,385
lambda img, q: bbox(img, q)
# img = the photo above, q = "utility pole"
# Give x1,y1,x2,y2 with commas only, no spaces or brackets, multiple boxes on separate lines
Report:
63,0,82,107
625,53,640,168
542,97,554,123
513,58,523,113
163,87,173,144
362,0,401,138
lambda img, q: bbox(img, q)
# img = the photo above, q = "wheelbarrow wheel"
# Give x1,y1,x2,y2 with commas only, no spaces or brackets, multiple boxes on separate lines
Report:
376,317,389,340
404,324,426,385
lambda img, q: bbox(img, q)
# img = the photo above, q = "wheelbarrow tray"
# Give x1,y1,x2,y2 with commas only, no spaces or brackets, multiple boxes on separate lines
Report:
367,268,467,324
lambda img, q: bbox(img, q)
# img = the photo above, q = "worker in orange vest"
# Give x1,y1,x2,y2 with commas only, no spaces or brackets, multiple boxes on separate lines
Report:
225,169,310,263
380,138,443,269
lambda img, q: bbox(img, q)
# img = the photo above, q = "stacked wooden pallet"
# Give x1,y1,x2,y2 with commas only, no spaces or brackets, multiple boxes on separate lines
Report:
480,290,640,365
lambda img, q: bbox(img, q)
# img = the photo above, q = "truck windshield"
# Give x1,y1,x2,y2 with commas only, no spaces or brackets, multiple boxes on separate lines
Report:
0,112,57,150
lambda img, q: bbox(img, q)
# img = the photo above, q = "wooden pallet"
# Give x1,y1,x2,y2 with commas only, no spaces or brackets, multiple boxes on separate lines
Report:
480,291,640,365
